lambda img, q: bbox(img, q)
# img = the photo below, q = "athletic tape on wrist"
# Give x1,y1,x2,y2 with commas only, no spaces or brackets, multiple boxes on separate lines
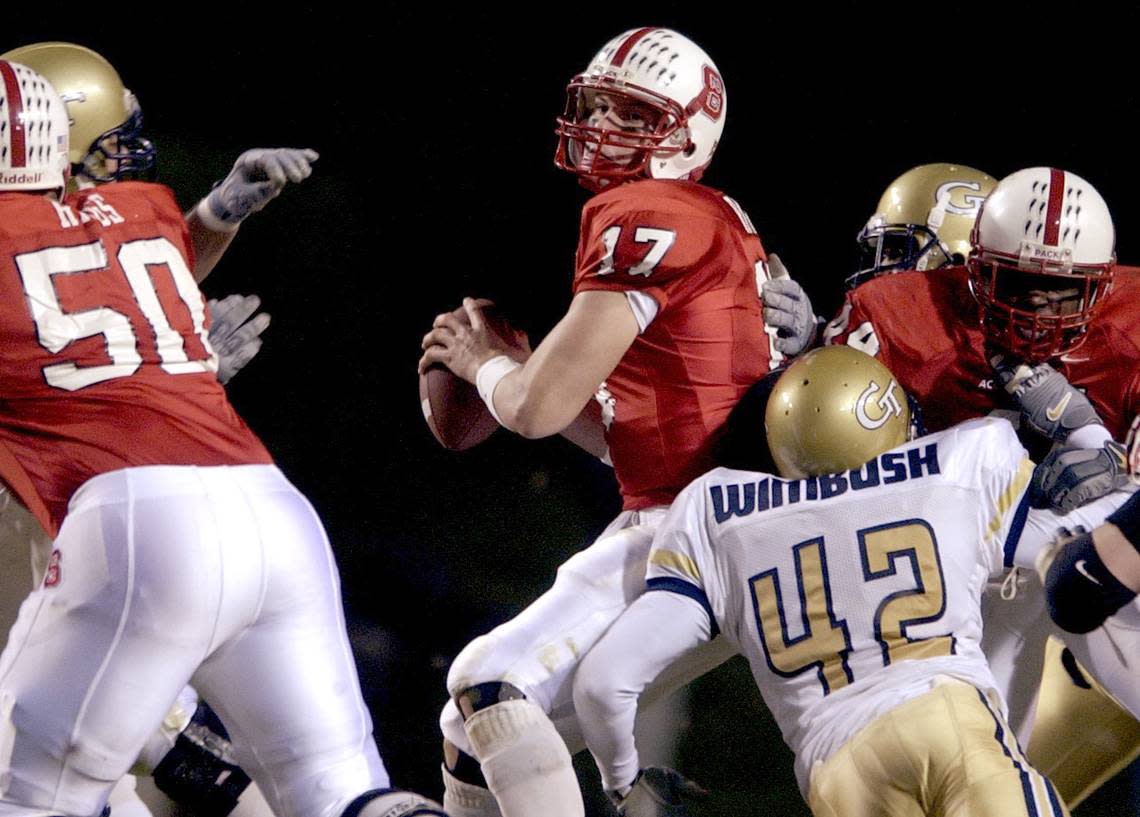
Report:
476,355,521,426
195,195,241,233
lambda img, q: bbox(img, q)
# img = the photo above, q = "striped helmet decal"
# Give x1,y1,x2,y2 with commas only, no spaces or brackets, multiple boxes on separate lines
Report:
0,61,27,168
609,27,656,67
1043,168,1065,246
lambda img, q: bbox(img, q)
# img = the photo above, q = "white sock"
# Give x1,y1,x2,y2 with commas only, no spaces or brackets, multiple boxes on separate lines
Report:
442,765,503,817
465,699,583,817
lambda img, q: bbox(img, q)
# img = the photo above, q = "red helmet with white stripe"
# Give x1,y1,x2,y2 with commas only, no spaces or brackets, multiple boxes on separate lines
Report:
0,60,70,194
554,28,725,191
967,167,1115,361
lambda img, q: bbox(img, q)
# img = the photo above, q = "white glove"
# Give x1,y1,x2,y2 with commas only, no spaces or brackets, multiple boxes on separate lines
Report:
208,294,271,384
200,148,318,230
762,253,817,356
990,354,1102,442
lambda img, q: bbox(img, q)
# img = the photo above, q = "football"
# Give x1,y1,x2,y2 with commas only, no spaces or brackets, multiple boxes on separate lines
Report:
419,304,527,451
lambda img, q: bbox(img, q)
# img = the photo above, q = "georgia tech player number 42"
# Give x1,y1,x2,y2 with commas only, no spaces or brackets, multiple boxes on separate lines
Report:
752,518,950,695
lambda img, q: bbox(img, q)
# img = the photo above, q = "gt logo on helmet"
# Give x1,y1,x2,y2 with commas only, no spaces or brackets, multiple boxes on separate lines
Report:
855,379,904,431
934,180,986,216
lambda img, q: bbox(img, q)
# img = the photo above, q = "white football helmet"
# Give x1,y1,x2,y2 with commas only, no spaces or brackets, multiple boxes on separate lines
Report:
0,60,70,193
554,27,725,190
967,167,1115,361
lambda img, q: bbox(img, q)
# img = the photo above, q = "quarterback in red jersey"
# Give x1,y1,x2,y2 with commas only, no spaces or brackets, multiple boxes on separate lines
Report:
569,177,774,509
824,164,1140,808
0,61,444,817
418,27,810,817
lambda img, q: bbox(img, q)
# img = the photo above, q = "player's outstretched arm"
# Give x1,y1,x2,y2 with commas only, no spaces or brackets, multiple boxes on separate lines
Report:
1040,490,1140,633
420,291,638,439
573,589,709,802
187,148,319,281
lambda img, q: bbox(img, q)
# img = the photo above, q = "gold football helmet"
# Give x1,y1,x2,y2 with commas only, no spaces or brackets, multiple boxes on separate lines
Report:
850,163,996,289
0,42,156,183
765,346,911,479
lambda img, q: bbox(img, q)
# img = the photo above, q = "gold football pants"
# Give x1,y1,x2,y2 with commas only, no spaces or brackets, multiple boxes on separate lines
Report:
808,680,1067,817
1027,637,1140,808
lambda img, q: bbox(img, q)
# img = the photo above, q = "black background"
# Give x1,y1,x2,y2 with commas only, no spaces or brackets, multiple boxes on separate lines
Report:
9,7,1140,814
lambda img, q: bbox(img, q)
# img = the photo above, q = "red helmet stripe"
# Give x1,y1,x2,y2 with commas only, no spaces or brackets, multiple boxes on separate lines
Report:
1044,167,1065,246
610,27,656,67
0,62,26,167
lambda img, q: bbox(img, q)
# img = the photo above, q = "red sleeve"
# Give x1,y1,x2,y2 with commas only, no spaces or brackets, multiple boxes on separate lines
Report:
572,187,731,311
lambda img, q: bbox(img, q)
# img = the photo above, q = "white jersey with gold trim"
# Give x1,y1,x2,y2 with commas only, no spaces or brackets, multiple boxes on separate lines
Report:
647,417,1033,790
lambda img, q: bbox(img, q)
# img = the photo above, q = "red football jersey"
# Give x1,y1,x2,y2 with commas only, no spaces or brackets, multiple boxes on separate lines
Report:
0,183,272,534
822,265,1140,439
573,179,776,510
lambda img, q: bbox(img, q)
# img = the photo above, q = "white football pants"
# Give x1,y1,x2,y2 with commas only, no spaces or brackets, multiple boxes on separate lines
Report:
0,465,387,817
441,508,736,756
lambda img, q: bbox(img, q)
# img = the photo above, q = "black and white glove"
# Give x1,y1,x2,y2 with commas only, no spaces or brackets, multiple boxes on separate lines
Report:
609,767,708,817
1031,441,1131,513
197,147,319,231
990,354,1102,442
761,253,817,356
152,700,251,816
208,294,271,384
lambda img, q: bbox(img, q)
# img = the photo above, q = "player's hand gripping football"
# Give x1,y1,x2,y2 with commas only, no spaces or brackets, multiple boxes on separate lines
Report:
761,253,817,356
418,297,531,383
207,294,271,384
610,767,709,817
204,148,319,228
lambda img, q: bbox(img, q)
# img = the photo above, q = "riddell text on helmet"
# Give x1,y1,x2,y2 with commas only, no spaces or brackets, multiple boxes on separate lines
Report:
0,171,44,185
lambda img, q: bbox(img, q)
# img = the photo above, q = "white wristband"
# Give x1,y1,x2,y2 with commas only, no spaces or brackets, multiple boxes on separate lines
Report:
476,355,521,426
194,195,241,233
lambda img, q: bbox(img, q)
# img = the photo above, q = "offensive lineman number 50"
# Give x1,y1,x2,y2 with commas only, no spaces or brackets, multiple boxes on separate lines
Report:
16,237,215,391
